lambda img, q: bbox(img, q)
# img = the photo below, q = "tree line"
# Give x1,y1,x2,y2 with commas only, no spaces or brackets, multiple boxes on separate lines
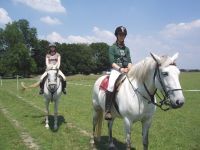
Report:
0,19,110,77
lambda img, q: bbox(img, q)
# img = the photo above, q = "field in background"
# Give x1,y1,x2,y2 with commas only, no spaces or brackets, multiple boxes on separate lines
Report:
0,72,199,150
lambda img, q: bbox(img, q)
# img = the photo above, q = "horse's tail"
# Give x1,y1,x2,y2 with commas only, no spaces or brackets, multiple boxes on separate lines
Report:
21,81,40,90
92,75,107,139
94,109,103,138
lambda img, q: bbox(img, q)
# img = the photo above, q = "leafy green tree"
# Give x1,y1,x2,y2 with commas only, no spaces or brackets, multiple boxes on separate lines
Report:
90,42,110,73
31,40,49,74
0,19,37,76
2,43,36,76
16,19,38,49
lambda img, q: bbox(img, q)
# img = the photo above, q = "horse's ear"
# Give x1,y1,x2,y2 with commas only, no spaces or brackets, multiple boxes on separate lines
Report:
171,52,179,62
150,52,161,65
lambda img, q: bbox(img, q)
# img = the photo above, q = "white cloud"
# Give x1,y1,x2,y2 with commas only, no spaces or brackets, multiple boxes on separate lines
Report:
14,0,66,13
0,8,12,25
46,32,66,43
92,26,115,43
42,27,115,44
161,19,200,38
40,16,61,25
126,19,200,69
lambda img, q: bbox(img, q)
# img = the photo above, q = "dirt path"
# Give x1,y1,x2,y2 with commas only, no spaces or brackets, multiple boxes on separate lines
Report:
0,106,40,150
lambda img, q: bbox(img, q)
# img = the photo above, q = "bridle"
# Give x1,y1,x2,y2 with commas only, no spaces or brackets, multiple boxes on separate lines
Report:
46,69,61,98
127,62,183,111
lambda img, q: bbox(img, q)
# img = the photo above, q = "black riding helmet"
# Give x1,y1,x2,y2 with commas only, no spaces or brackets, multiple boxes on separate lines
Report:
115,26,127,37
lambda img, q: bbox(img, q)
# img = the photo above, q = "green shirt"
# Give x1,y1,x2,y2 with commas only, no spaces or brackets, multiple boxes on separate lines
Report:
108,43,132,67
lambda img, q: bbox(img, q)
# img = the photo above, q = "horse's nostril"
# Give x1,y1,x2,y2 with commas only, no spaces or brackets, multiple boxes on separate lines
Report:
176,100,180,105
176,100,184,106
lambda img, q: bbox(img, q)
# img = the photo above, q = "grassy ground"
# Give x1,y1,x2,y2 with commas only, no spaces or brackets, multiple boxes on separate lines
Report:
0,72,199,150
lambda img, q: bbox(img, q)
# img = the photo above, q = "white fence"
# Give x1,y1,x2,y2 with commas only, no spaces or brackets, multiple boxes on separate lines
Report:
0,75,199,92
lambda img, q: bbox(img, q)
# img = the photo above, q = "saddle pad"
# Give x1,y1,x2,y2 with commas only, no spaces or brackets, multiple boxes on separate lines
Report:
99,76,109,91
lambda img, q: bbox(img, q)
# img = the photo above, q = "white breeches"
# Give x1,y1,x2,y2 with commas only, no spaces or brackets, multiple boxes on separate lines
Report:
40,72,47,81
107,69,121,92
58,70,66,80
40,70,66,81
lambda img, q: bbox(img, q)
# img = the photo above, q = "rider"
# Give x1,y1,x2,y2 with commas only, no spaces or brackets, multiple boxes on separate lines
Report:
39,43,67,95
105,26,132,120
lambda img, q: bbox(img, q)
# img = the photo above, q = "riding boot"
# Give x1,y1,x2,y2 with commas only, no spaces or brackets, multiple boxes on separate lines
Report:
104,91,114,120
62,80,67,94
39,81,44,95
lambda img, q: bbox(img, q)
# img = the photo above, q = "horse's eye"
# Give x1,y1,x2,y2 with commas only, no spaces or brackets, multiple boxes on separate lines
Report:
162,72,168,76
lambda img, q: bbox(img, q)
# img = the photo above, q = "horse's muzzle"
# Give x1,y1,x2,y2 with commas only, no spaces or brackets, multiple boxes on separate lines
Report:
171,99,185,109
49,83,57,92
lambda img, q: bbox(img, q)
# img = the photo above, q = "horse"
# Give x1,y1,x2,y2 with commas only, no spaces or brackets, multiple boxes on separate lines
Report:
21,68,62,130
91,52,185,150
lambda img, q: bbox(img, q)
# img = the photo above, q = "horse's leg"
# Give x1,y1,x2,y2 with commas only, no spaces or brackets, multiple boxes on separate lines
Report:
141,118,152,150
90,108,102,149
124,117,132,150
91,109,100,140
108,119,115,149
54,99,59,130
45,99,50,129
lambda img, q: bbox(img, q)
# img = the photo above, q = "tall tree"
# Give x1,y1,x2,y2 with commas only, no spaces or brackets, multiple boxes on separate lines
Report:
31,40,49,74
90,42,110,73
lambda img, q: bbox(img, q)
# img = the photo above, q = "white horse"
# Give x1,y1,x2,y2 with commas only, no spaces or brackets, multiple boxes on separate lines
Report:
43,68,62,130
91,53,185,150
21,68,63,130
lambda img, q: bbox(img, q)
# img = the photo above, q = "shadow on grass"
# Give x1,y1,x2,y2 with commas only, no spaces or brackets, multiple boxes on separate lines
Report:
95,136,136,150
32,115,66,132
47,115,66,132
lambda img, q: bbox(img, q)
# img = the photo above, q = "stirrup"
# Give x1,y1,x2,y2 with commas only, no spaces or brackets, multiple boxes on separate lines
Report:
104,112,112,120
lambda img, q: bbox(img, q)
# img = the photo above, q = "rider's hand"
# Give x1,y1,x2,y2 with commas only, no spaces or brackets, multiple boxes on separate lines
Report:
120,68,125,73
124,68,129,73
120,68,129,73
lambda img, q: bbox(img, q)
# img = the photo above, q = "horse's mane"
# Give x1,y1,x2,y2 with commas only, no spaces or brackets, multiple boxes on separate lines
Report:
127,55,175,82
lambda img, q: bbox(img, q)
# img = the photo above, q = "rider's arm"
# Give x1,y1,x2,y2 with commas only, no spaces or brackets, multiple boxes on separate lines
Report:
56,54,61,69
109,46,121,71
126,47,132,72
111,63,121,71
46,55,51,68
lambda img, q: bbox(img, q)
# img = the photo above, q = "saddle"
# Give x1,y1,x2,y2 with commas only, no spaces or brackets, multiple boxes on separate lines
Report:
100,73,126,92
100,73,126,114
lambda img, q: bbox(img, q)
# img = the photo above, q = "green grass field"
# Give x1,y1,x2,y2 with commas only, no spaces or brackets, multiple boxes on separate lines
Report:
0,72,199,150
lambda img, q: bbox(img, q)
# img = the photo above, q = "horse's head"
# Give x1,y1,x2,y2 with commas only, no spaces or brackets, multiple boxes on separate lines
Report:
47,69,58,92
150,52,185,109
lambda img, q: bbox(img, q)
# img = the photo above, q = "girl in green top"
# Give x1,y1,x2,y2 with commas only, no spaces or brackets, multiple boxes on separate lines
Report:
105,26,132,120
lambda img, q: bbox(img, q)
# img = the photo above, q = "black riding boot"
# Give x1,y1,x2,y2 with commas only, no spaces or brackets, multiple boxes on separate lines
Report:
104,91,113,120
39,81,44,95
62,80,67,94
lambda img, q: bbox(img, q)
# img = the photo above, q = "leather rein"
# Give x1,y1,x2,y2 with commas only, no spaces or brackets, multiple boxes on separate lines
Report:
126,63,182,111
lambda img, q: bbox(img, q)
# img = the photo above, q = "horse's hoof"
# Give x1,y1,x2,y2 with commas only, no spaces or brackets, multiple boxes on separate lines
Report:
109,143,116,150
54,125,58,130
95,137,101,142
90,139,97,150
45,124,49,129
90,138,95,144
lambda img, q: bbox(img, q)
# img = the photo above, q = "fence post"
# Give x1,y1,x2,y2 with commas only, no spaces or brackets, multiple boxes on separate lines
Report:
0,76,2,87
17,75,19,93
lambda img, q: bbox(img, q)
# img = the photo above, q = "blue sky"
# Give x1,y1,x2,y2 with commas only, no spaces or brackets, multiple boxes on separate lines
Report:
0,0,200,69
